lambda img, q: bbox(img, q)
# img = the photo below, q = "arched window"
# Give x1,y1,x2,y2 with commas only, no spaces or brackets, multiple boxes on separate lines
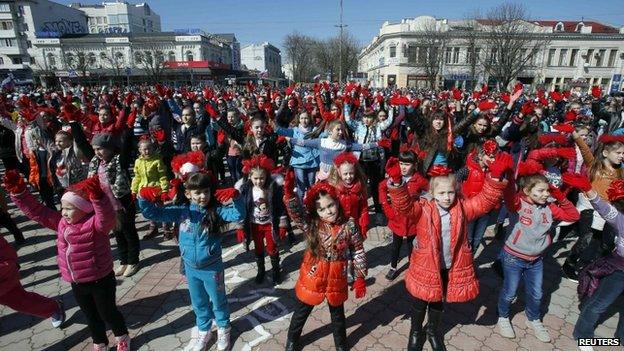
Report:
87,53,96,66
66,53,75,67
100,51,107,60
168,51,175,61
114,51,124,64
575,22,584,32
46,53,56,66
186,50,194,61
134,51,143,64
555,22,564,32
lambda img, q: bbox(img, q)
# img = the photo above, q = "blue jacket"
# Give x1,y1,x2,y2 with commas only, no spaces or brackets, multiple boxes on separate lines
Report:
276,126,319,169
139,198,245,269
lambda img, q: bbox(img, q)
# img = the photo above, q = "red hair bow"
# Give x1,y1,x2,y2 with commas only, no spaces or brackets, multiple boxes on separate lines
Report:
482,139,498,156
241,155,275,175
607,179,624,202
427,165,453,177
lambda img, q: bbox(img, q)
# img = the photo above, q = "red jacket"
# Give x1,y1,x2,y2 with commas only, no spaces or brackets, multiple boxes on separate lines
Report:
461,151,486,199
335,181,369,238
379,173,428,236
388,176,507,302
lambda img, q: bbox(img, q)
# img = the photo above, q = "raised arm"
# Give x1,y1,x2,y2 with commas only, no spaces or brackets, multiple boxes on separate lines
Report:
463,176,508,222
347,219,368,279
91,194,116,234
11,189,61,231
138,198,189,223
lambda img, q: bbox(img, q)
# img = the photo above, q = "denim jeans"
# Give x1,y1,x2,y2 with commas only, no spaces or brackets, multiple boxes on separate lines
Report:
226,155,242,184
574,269,624,340
293,167,317,201
497,250,543,321
467,213,490,255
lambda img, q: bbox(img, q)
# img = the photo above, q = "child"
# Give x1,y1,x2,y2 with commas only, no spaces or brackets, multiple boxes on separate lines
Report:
88,132,140,277
378,148,428,280
6,172,130,351
235,155,287,285
328,152,369,238
131,138,169,239
214,108,246,184
456,139,500,255
282,172,367,351
241,113,281,165
139,172,245,351
49,127,91,199
385,154,511,351
574,179,624,350
275,111,319,200
496,169,581,342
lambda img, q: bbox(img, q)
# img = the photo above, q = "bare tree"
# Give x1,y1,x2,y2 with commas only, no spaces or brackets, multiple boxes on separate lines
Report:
477,2,549,89
419,22,448,88
331,30,360,83
313,39,335,80
134,48,166,84
459,13,485,90
101,50,126,84
283,32,316,82
64,50,94,84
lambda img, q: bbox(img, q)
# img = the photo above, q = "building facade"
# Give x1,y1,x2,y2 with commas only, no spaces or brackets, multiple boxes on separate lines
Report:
358,16,624,92
240,42,282,78
69,1,161,34
214,33,241,71
32,32,235,85
0,0,87,81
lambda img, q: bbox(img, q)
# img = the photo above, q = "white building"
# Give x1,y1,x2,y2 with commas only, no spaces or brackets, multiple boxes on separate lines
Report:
240,42,282,78
32,32,235,85
359,16,624,92
69,1,161,34
0,0,87,80
214,33,240,71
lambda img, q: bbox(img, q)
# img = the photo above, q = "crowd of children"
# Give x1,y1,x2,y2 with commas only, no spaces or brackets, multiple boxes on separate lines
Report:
1,81,623,351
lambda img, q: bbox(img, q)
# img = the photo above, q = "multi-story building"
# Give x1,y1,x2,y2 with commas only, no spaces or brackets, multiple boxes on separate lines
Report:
240,42,282,78
0,0,87,81
214,33,241,71
32,31,236,85
69,1,161,34
358,15,624,92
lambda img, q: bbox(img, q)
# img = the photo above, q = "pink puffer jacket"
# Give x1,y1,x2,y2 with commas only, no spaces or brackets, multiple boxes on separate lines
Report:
0,235,20,296
11,190,116,283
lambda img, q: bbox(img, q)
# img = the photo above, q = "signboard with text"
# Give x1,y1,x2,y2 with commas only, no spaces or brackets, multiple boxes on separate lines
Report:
163,61,231,70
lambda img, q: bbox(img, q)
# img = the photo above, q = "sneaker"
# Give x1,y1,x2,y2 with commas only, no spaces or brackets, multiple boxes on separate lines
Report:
579,346,594,351
123,264,139,277
497,317,515,338
526,319,551,343
385,268,398,281
115,264,127,276
93,343,107,351
115,334,131,351
216,326,231,351
183,326,211,351
51,300,65,328
562,263,579,283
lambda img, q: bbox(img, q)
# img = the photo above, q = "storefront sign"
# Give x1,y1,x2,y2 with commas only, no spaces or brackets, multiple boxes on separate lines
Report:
163,61,230,70
105,37,129,43
175,36,201,42
34,38,60,45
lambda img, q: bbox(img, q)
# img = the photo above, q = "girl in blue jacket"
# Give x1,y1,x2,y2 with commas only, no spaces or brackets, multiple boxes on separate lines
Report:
139,172,245,351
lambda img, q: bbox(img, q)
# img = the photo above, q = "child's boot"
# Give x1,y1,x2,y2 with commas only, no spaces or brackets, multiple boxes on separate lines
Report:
255,255,265,284
270,254,281,285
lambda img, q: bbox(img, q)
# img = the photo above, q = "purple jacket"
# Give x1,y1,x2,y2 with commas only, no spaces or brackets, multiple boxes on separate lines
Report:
577,194,624,300
11,190,116,283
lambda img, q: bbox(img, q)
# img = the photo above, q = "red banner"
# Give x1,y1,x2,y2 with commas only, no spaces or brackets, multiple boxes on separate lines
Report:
163,61,230,70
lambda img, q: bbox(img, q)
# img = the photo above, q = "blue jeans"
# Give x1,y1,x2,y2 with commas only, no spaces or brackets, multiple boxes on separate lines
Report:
185,264,230,331
574,269,624,340
294,167,317,201
468,213,490,254
497,250,543,321
227,155,242,184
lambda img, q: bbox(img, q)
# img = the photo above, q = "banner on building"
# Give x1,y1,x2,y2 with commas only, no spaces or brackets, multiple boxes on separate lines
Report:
163,61,230,70
611,74,622,93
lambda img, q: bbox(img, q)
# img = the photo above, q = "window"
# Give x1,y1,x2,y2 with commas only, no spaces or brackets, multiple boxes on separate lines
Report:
586,49,594,64
26,40,31,48
66,53,74,65
96,17,103,24
0,38,13,47
0,57,4,65
389,45,396,58
490,48,498,64
569,49,579,66
406,45,417,63
417,46,427,64
0,21,13,30
22,22,27,31
452,47,460,64
134,52,143,64
0,4,9,12
87,53,96,66
596,49,606,67
575,22,584,32
17,5,24,16
558,49,567,66
11,57,21,64
547,49,556,66
186,51,194,61
608,50,617,67
100,52,107,59
29,56,34,64
555,22,564,31
167,51,175,61
47,53,55,66
445,46,452,64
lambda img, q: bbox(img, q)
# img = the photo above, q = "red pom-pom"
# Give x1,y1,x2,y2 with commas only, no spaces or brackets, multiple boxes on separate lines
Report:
427,165,453,177
241,155,275,175
482,139,498,156
538,133,568,146
552,123,575,134
565,110,577,122
607,179,624,202
333,152,358,167
551,91,563,102
517,159,544,177
598,134,624,144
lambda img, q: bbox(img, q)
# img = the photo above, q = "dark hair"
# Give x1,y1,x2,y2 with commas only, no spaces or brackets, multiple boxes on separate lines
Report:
184,172,214,191
306,189,344,259
184,172,219,233
190,133,206,142
517,174,548,192
398,150,417,164
55,130,73,140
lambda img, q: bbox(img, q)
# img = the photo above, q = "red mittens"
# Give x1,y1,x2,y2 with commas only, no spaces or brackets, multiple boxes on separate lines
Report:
557,147,577,160
562,173,592,192
214,188,239,203
153,129,166,142
378,138,392,149
385,157,402,184
488,152,513,179
84,176,103,200
549,186,567,202
139,186,162,203
478,100,497,111
352,277,366,299
3,169,26,194
592,85,602,99
284,169,296,198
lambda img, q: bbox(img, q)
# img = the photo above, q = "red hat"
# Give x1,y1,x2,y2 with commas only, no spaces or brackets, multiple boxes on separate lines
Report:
241,155,275,175
333,152,358,167
607,179,624,202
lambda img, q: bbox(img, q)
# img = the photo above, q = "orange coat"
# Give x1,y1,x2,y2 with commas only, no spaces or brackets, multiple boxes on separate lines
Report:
388,176,507,302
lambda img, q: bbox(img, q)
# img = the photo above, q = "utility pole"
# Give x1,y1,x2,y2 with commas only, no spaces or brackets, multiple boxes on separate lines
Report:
334,0,347,83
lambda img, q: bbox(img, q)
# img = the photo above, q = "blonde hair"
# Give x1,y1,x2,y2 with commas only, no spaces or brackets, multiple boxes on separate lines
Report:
327,161,368,198
429,174,457,193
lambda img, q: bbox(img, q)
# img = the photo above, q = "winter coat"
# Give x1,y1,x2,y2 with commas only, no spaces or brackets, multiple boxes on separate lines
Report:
0,235,19,296
11,190,116,283
88,154,131,199
139,197,245,269
130,155,169,194
578,254,624,301
235,174,286,243
388,176,507,302
379,173,428,236
275,126,319,169
460,151,486,199
284,194,367,306
334,181,369,237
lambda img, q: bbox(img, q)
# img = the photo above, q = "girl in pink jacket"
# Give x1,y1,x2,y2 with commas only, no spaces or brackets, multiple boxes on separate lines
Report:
5,170,130,351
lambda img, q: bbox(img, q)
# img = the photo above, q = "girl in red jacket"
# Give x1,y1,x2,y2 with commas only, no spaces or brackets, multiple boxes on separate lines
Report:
282,172,367,351
385,154,511,351
328,152,369,238
379,148,428,280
